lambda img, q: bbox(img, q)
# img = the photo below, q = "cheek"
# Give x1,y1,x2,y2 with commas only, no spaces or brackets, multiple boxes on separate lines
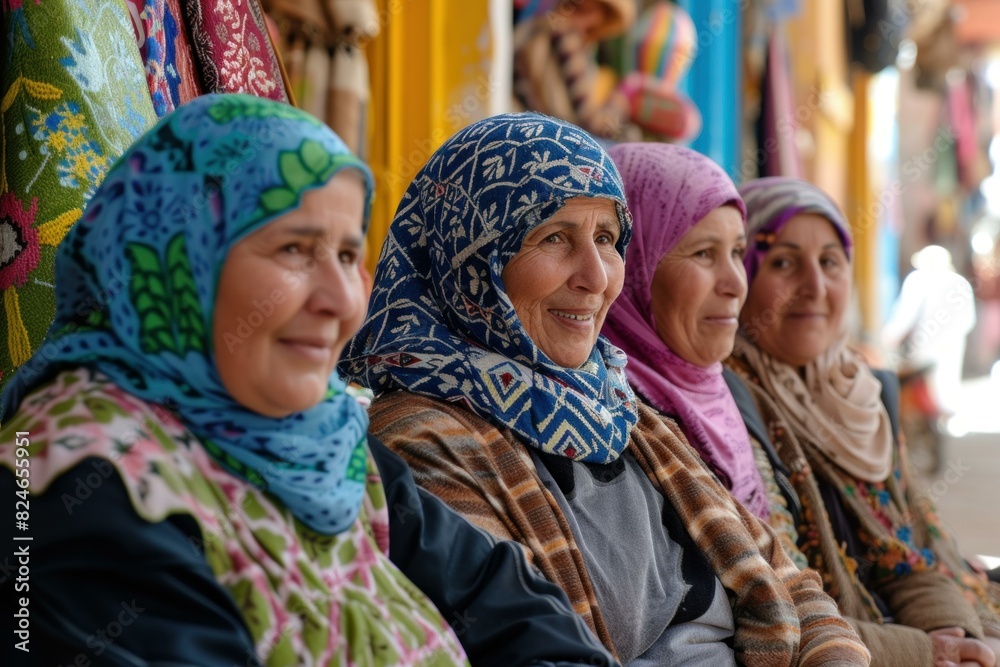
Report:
212,277,256,393
606,256,625,300
830,277,851,311
651,295,685,347
214,264,300,359
827,278,852,328
735,270,749,306
740,282,780,345
504,256,550,310
742,282,768,319
756,278,785,312
337,282,368,347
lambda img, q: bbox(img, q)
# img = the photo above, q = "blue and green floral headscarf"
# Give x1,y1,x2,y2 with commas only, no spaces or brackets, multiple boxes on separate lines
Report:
341,112,639,463
1,94,374,535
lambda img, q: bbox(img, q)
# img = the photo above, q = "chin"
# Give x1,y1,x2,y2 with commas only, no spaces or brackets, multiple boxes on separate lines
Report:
779,351,818,367
264,387,328,416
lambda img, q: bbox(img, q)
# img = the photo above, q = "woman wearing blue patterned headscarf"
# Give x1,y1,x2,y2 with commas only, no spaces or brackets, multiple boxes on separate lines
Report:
342,112,870,666
0,95,621,667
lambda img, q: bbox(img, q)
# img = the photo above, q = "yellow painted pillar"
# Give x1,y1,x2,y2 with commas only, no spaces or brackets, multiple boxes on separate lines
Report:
785,2,853,204
364,0,500,270
847,70,877,340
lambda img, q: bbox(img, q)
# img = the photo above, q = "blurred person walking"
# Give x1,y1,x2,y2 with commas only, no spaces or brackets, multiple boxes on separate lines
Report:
882,245,976,419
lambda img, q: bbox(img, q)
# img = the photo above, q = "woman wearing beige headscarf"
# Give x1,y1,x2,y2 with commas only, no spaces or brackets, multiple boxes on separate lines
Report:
729,177,1000,667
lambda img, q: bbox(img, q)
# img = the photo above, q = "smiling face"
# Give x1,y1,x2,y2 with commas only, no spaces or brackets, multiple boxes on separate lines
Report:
213,172,367,417
650,205,747,367
501,196,624,368
739,213,851,368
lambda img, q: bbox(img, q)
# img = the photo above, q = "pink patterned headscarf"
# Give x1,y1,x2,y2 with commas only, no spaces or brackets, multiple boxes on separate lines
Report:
603,143,770,520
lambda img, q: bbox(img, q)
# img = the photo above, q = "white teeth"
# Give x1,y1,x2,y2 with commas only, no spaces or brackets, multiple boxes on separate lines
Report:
553,311,593,321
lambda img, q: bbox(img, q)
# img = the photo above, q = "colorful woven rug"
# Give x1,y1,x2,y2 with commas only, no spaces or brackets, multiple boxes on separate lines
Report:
2,0,290,395
2,0,158,393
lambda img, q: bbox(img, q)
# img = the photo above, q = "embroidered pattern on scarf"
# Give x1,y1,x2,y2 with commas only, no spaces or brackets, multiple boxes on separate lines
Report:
341,112,639,464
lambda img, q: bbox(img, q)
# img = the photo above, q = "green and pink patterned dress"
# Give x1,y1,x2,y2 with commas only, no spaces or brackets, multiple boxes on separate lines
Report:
1,368,469,666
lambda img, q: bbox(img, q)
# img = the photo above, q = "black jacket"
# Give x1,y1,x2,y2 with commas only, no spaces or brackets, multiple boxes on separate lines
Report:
722,368,802,526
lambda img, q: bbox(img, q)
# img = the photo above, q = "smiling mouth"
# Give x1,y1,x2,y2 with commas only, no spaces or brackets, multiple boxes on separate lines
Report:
279,339,334,360
551,310,595,322
280,337,332,347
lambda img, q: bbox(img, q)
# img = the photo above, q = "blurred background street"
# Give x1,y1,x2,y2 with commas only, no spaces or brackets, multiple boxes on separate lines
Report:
926,374,1000,560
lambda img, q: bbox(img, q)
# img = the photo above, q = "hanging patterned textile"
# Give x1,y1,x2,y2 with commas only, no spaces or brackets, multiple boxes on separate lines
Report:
1,0,291,394
1,0,157,393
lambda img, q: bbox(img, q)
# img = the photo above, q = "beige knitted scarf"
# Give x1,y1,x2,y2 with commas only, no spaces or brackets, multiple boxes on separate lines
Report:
733,333,893,483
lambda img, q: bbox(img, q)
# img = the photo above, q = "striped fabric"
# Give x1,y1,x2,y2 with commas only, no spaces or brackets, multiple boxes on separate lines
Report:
369,391,871,667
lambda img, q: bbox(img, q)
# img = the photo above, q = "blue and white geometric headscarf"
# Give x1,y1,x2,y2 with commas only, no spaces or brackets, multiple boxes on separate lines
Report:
341,112,639,463
2,94,374,535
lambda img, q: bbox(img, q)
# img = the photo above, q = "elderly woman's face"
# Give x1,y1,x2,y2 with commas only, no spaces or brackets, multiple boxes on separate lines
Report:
650,205,746,367
739,213,851,367
502,196,624,368
213,173,367,417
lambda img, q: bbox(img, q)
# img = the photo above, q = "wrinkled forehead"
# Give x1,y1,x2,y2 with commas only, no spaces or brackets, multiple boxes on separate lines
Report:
416,113,631,264
502,194,630,256
741,179,851,255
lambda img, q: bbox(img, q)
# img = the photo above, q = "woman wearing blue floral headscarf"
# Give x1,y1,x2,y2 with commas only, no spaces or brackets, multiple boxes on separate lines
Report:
341,112,870,666
0,95,620,667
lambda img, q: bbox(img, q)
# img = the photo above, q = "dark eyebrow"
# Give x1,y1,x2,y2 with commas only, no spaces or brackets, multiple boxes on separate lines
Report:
677,232,746,251
771,241,843,251
268,226,364,249
280,226,327,239
530,218,621,238
686,232,747,244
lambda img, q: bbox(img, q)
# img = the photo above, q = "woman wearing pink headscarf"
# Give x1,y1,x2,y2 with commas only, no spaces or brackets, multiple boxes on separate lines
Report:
601,142,784,533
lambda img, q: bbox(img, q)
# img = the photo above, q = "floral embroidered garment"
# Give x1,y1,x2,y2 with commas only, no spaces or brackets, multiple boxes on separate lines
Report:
730,340,1000,639
0,368,469,666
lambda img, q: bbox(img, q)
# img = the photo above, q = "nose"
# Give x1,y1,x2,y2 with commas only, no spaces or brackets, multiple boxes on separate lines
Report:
798,259,826,300
305,251,362,319
567,240,610,294
717,254,748,300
